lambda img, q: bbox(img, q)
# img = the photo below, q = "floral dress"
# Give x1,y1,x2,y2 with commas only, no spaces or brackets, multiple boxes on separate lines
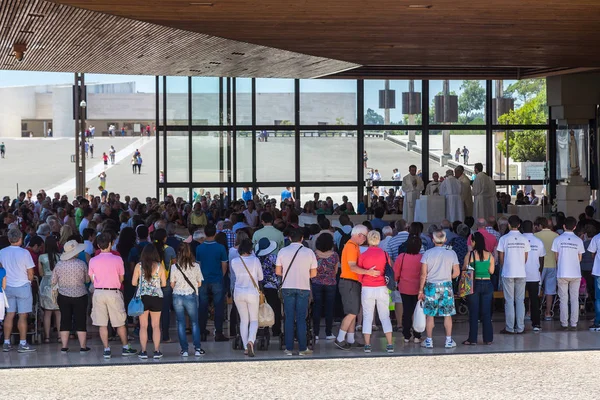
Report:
39,253,60,310
258,254,280,290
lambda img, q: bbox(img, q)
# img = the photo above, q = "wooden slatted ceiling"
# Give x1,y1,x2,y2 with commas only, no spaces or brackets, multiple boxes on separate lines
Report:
49,0,600,69
0,0,357,78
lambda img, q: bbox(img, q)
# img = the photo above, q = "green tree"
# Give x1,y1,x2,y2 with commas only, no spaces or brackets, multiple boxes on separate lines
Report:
496,82,547,162
458,80,485,124
504,79,546,104
365,108,384,125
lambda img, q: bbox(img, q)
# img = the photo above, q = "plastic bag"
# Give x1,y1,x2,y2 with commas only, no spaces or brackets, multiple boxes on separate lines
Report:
413,300,426,333
258,302,275,328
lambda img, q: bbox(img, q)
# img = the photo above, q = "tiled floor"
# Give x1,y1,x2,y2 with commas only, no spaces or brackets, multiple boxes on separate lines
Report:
2,319,600,369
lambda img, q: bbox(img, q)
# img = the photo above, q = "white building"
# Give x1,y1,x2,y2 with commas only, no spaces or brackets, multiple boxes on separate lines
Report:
0,82,356,138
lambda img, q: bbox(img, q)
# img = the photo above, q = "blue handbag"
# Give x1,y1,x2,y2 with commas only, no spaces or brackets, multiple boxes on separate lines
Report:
127,270,144,317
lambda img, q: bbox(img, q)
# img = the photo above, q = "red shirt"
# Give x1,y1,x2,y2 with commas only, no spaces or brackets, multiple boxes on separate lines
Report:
393,253,422,295
357,247,387,287
468,228,498,253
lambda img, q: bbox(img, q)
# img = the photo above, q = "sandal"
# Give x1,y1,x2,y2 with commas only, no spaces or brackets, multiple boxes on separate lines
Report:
462,340,476,346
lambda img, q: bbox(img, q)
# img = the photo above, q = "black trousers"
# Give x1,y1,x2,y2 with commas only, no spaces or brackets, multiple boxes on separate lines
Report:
525,281,541,327
400,293,421,340
264,288,282,336
57,294,88,332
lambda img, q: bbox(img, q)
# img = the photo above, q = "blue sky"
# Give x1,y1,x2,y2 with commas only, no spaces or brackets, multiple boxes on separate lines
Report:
0,71,511,123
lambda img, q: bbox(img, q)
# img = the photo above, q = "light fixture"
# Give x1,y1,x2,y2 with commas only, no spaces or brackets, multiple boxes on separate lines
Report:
13,43,27,62
80,100,87,108
408,4,432,9
189,2,214,6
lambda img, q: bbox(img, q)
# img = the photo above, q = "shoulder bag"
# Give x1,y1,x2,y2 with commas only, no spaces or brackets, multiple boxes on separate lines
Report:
127,265,145,317
174,263,197,293
383,252,397,291
458,251,475,298
239,257,275,328
278,246,302,301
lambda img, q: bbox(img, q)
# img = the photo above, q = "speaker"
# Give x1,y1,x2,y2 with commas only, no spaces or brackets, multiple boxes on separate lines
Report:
402,92,422,115
378,89,396,109
492,98,515,124
434,95,458,123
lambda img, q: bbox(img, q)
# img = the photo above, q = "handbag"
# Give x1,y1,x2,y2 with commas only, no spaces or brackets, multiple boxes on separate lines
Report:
127,267,145,317
458,251,475,298
278,247,302,301
51,284,59,305
239,257,265,305
413,300,426,333
383,253,396,291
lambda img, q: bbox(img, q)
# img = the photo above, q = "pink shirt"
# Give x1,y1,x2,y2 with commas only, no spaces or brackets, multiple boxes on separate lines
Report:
357,247,387,287
393,253,422,295
89,252,124,289
468,228,498,253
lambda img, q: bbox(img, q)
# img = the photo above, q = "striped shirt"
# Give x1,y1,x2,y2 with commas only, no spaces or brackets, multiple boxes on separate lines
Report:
387,231,410,262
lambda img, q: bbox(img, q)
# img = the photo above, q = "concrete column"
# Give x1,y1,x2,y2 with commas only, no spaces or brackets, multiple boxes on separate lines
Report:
441,80,451,165
408,80,416,144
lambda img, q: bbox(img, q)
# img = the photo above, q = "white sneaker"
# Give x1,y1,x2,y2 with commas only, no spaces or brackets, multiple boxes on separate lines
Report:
314,336,319,341
421,339,433,349
180,351,189,357
413,337,422,344
445,339,457,349
326,335,336,340
404,338,410,343
284,349,293,356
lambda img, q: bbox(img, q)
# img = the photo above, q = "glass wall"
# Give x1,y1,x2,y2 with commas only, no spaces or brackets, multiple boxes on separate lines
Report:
157,77,552,205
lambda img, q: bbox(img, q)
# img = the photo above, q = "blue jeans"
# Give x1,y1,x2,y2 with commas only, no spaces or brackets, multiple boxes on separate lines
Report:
467,279,494,343
161,286,173,341
173,293,201,351
594,276,600,325
311,283,336,337
199,282,225,333
282,288,310,351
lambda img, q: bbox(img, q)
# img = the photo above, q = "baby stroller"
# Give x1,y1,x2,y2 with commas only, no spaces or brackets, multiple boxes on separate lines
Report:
579,278,590,317
278,298,314,351
232,324,271,351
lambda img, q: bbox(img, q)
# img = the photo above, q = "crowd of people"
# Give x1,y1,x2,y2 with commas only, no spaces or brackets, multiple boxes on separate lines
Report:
0,184,599,360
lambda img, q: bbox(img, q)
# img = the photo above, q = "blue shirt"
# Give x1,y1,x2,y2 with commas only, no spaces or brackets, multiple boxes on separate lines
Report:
281,190,292,201
370,218,389,231
0,267,6,292
196,240,228,284
128,241,151,268
242,191,253,203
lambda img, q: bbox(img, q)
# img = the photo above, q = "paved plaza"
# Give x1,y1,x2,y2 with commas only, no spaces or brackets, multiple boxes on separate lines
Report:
0,134,484,204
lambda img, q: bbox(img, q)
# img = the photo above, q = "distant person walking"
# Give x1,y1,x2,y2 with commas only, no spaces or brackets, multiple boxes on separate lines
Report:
463,146,470,165
0,142,5,158
455,148,460,162
131,155,138,174
84,141,89,158
136,154,143,174
102,152,108,166
90,143,94,158
109,146,116,164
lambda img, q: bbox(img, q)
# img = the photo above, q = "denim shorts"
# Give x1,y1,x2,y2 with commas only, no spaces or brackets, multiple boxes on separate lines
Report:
541,268,557,295
5,284,33,314
423,281,456,317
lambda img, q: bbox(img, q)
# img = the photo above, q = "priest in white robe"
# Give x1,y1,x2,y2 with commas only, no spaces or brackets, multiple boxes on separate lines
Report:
455,165,473,218
424,172,441,196
472,163,497,220
402,165,424,224
439,169,464,222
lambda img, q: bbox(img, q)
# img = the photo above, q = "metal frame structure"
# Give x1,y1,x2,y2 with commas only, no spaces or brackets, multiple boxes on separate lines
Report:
154,78,552,204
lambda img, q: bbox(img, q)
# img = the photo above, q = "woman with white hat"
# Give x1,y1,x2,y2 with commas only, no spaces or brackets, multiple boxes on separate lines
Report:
255,237,281,336
51,240,90,353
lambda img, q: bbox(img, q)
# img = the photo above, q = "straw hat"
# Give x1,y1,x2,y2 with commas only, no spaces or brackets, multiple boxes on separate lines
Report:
60,240,87,261
254,237,277,257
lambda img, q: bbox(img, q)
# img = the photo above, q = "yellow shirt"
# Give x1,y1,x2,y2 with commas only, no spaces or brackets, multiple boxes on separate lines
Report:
535,229,559,268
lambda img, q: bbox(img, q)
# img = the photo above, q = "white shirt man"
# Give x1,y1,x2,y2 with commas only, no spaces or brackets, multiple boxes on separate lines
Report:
497,217,530,334
439,170,464,222
424,173,440,196
586,231,600,330
552,218,585,329
243,202,259,228
523,222,545,331
472,163,496,220
401,165,424,224
455,166,473,218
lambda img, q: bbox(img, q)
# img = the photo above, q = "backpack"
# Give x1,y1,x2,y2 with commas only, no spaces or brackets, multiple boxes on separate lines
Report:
383,253,396,291
335,227,352,256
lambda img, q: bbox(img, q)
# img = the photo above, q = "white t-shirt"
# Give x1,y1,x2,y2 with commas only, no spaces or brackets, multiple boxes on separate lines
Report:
586,233,600,276
231,255,264,295
275,243,317,291
420,246,459,283
497,230,530,278
243,209,259,228
551,232,585,279
0,246,35,287
523,233,546,282
79,218,90,236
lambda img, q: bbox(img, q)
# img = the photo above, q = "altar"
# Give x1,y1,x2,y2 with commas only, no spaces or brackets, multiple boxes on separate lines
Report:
414,195,446,223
